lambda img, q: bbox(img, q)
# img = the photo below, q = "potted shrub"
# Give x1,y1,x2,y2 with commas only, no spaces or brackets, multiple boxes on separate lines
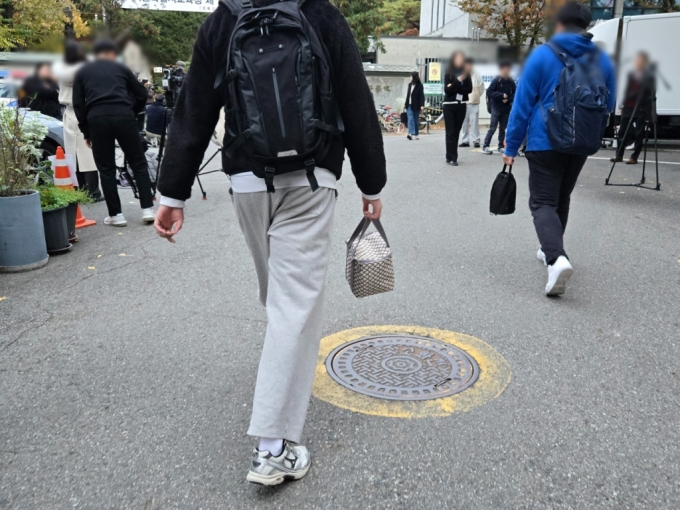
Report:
0,105,49,272
39,186,92,249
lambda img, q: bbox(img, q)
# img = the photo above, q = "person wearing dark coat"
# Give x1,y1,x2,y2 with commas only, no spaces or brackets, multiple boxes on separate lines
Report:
19,63,62,120
145,94,166,136
443,51,473,166
482,61,516,154
404,71,425,140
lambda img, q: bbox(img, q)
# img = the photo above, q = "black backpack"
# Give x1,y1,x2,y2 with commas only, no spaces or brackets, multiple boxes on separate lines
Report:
544,41,609,155
489,164,516,215
216,0,344,192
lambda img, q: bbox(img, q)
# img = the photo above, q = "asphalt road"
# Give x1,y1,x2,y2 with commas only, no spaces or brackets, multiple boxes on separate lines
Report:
1,133,680,509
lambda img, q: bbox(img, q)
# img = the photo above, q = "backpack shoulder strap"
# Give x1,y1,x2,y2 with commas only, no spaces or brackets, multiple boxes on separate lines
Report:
545,40,580,70
219,0,252,16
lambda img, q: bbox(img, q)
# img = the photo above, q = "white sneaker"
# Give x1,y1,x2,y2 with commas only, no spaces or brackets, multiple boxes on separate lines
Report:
246,441,311,486
537,248,547,266
142,208,155,224
545,256,573,296
104,213,127,227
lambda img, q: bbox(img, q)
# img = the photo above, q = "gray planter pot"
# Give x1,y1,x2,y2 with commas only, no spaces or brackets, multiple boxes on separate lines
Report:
0,190,49,272
66,202,78,242
42,205,71,254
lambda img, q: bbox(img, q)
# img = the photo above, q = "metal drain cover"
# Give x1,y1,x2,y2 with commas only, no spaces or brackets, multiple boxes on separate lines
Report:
325,335,479,401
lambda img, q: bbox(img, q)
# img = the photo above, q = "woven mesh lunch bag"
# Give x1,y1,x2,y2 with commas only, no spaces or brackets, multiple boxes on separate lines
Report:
345,218,394,298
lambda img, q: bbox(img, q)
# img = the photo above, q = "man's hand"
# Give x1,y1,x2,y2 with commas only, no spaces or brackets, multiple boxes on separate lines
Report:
503,93,507,98
85,139,92,149
503,155,515,166
362,197,382,221
155,205,184,243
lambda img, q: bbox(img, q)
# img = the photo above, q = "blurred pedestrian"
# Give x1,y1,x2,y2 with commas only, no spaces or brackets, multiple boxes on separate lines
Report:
73,39,154,227
443,51,472,166
145,94,166,146
19,63,62,120
404,71,424,140
482,61,516,155
504,2,616,296
459,57,484,148
52,41,102,201
610,51,652,165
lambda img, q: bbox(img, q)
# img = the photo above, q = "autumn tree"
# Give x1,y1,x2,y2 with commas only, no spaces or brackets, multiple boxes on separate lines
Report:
453,0,551,49
379,0,420,35
0,0,88,50
331,0,385,53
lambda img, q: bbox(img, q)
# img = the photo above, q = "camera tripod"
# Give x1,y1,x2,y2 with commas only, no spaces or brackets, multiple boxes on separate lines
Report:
605,67,666,191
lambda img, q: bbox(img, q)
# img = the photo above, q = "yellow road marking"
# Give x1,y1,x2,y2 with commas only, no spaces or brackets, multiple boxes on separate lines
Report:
312,325,511,418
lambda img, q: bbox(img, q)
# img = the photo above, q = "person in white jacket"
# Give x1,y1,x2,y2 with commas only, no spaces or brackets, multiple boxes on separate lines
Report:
459,58,485,148
52,41,102,200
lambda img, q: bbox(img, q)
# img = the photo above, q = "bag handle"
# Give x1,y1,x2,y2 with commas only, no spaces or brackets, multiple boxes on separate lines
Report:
502,163,513,174
347,217,391,253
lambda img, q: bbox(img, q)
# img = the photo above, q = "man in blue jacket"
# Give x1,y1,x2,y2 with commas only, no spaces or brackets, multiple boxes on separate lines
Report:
503,2,616,296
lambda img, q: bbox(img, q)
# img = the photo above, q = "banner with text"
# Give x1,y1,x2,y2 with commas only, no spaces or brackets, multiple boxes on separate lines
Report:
121,0,218,12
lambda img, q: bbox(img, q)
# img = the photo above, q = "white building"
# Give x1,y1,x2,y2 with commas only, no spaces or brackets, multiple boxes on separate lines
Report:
420,0,479,38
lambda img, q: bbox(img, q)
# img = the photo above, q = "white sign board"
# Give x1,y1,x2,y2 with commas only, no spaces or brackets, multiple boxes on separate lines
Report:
153,67,163,73
423,83,443,95
121,0,218,12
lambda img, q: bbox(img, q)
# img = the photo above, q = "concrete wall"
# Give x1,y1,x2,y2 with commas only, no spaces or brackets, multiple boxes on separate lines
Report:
365,74,410,112
377,36,498,66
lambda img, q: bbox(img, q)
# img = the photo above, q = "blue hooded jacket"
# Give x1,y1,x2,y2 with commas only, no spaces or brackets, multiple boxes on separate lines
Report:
505,32,616,157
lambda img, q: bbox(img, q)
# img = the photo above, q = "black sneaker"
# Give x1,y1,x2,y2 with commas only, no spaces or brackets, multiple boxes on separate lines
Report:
448,160,458,166
473,142,480,148
459,142,470,147
407,134,412,141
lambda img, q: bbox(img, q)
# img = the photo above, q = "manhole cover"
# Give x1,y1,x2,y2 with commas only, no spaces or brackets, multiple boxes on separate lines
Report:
325,335,480,401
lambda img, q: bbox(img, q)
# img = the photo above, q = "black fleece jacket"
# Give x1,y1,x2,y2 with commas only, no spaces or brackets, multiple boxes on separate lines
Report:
157,0,387,202
444,70,473,102
73,59,148,139
486,76,516,112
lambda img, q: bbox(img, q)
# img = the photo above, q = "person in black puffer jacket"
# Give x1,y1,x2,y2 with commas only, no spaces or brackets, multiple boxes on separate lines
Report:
482,61,516,154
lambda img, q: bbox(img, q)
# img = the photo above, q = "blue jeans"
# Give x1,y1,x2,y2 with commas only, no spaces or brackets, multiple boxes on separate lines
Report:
407,108,418,136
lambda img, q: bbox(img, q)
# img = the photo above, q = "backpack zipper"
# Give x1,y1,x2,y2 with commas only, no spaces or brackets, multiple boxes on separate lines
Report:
272,68,286,138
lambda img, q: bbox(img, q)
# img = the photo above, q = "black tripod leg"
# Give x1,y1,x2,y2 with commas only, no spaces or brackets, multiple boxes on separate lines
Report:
654,121,660,190
196,174,207,200
639,126,648,185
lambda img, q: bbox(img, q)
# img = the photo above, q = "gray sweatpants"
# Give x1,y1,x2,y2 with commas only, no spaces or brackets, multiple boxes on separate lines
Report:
232,186,336,443
460,103,481,145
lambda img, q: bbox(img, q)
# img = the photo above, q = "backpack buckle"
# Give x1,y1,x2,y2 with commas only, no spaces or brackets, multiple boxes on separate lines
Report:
264,166,276,193
241,0,252,7
304,159,319,192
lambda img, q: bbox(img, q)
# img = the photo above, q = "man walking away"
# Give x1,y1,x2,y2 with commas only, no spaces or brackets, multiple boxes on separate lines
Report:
459,58,484,148
73,40,155,227
503,2,615,296
610,51,652,165
154,0,386,485
482,61,515,155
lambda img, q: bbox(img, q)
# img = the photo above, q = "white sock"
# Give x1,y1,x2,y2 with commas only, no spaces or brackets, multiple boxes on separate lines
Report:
259,437,283,456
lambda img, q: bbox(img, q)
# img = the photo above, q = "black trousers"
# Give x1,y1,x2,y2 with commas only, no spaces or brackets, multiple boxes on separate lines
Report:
443,103,466,162
616,112,646,160
526,150,588,265
89,113,153,216
484,108,510,149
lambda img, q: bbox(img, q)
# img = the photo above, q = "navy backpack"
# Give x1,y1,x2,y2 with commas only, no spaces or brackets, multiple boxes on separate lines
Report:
544,41,609,155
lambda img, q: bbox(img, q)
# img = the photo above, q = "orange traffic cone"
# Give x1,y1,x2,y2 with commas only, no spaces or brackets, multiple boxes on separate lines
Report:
54,146,96,228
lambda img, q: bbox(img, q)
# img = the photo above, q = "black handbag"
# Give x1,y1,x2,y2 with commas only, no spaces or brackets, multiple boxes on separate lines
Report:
489,164,516,215
400,111,408,124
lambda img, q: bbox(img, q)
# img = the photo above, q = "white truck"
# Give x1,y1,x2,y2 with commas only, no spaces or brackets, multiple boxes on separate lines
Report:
589,12,680,139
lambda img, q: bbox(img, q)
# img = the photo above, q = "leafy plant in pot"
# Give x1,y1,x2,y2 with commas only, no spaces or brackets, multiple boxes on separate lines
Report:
39,186,93,254
0,104,49,272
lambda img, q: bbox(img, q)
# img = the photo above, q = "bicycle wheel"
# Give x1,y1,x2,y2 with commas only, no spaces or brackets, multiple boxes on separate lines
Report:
392,121,405,134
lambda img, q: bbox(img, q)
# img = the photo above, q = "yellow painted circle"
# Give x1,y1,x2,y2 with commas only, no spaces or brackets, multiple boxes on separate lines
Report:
312,325,511,418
